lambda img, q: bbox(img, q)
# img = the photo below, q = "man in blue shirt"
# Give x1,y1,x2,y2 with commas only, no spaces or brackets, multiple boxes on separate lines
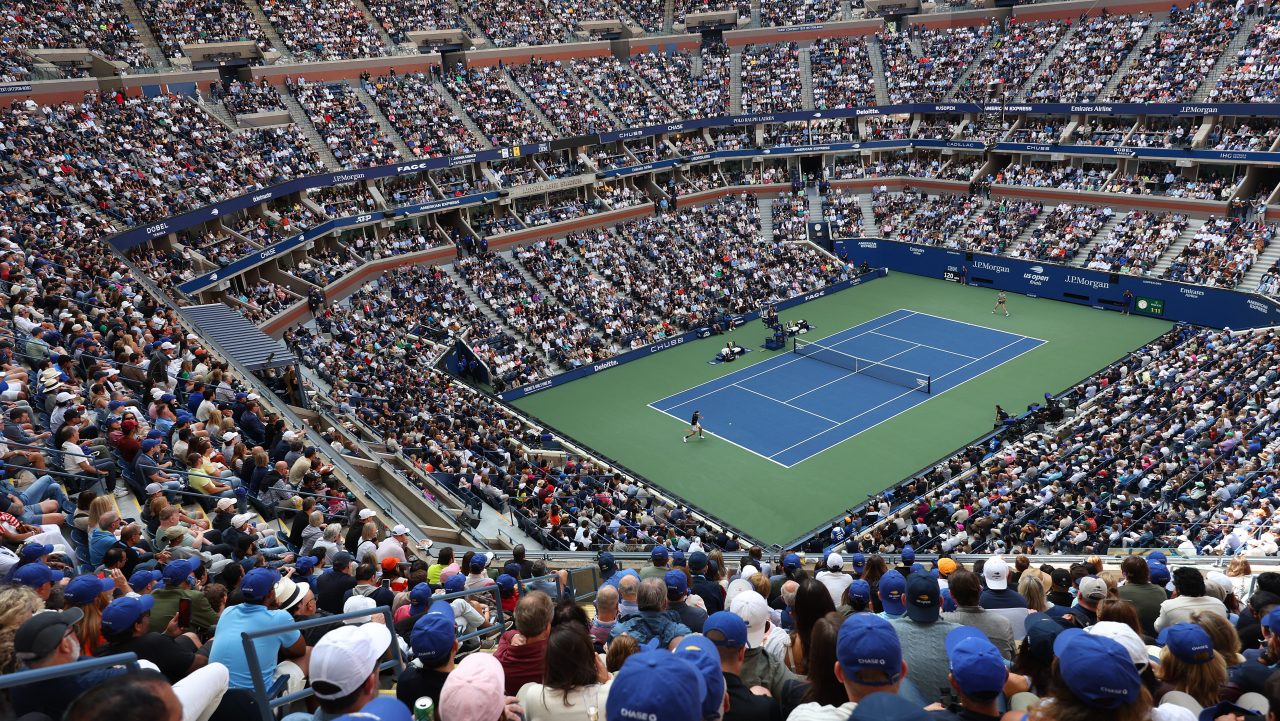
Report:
208,568,309,691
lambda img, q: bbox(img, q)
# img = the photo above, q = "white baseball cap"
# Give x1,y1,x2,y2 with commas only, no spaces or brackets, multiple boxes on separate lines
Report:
55,391,76,403
391,525,410,536
308,622,392,700
729,590,770,648
983,556,1010,590
160,342,175,350
358,509,376,520
1086,621,1148,670
343,596,378,624
826,552,843,570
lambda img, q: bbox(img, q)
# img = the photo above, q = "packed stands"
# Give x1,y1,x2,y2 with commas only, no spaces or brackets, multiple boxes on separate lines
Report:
442,65,552,147
469,0,571,46
576,56,682,126
290,80,402,168
211,78,286,116
1208,12,1280,102
811,37,877,109
135,0,275,59
1163,217,1272,287
1022,13,1150,103
508,60,612,136
365,72,484,158
258,0,387,60
759,0,840,27
881,26,990,103
1083,210,1189,274
363,0,467,42
964,20,1068,102
1006,203,1111,261
740,43,803,114
1107,0,1242,102
0,0,150,67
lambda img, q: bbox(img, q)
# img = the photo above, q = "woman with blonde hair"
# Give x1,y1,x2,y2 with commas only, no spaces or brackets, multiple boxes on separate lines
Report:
1019,573,1048,612
1154,623,1228,708
86,495,115,532
0,585,42,673
1226,556,1253,602
65,574,116,655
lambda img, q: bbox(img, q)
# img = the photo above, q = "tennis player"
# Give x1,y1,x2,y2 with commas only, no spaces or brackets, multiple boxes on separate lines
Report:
683,410,704,443
992,291,1009,316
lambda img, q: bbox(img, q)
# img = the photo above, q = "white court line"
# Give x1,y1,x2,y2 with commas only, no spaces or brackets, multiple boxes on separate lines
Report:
650,309,920,411
779,336,1047,466
646,404,790,468
869,331,980,360
733,383,841,423
770,335,1041,462
784,339,925,403
906,309,1049,345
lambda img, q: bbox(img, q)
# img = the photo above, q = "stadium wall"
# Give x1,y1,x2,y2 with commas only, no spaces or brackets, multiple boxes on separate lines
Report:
833,238,1280,329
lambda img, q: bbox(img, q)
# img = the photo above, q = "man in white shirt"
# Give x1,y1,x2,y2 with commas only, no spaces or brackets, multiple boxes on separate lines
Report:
817,552,853,607
375,525,411,565
1154,567,1229,631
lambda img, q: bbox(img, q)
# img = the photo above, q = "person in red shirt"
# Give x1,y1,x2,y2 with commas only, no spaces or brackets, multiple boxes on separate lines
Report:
493,590,552,695
496,573,519,614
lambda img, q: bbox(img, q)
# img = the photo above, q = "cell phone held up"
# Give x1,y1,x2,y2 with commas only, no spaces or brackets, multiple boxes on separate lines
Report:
177,597,192,628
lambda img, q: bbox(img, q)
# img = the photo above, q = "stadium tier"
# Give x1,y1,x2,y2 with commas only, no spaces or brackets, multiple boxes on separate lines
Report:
6,0,1280,716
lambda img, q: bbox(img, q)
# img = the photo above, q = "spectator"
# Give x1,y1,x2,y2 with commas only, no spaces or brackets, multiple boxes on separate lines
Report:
315,551,358,614
790,614,908,720
942,570,1015,661
9,608,126,719
892,574,960,703
1117,555,1167,636
817,552,853,607
149,559,219,636
517,620,612,720
397,600,457,709
611,577,690,649
935,626,1010,721
1154,622,1226,709
439,653,513,721
495,590,555,695
666,569,708,633
590,584,620,649
1156,568,1230,631
288,621,396,721
206,567,309,692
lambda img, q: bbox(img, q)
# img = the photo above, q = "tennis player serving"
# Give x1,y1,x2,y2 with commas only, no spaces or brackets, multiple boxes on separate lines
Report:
992,291,1009,317
684,410,705,443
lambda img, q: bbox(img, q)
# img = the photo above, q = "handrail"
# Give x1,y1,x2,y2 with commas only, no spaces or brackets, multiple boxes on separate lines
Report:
0,652,140,690
240,606,404,721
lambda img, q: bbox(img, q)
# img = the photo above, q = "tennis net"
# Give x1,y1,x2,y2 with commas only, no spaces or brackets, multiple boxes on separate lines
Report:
793,338,932,393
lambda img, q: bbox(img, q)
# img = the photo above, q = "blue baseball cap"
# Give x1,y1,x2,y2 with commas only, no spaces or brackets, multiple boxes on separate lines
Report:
672,550,686,567
606,651,705,721
1263,608,1280,634
1147,550,1168,565
469,553,488,572
495,574,517,594
141,439,162,451
782,553,801,570
162,559,194,586
18,543,53,561
703,611,748,648
146,430,165,440
651,546,669,562
128,569,163,591
294,556,318,573
597,552,616,576
13,563,63,588
1149,562,1171,586
851,552,866,574
673,635,726,719
689,551,709,572
1157,623,1215,665
901,546,915,563
946,626,1007,697
101,595,155,635
408,582,433,611
1023,611,1065,662
65,575,115,605
665,569,689,599
836,614,903,685
410,600,457,665
904,573,941,623
241,568,282,603
444,574,466,593
107,400,125,410
1053,628,1142,709
160,393,176,403
847,578,871,604
879,569,907,615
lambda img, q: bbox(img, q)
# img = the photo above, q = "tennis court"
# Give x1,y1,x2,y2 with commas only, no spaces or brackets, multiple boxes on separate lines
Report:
649,309,1045,467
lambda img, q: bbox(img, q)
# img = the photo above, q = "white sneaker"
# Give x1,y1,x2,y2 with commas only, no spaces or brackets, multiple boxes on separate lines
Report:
113,486,130,498
683,436,687,443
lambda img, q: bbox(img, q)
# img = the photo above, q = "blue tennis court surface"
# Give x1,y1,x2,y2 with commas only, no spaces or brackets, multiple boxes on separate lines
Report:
649,310,1046,467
